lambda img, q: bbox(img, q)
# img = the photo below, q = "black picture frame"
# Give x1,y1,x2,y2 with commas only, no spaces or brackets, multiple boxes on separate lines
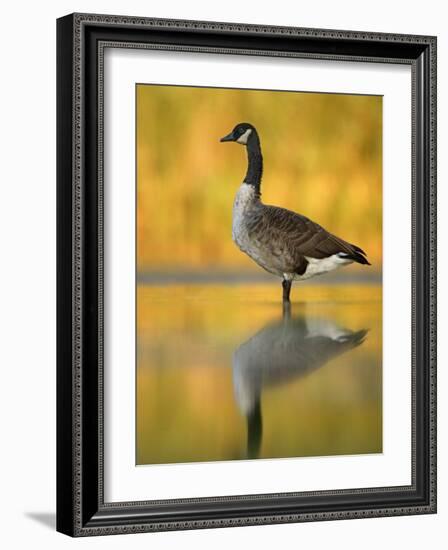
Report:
57,13,437,537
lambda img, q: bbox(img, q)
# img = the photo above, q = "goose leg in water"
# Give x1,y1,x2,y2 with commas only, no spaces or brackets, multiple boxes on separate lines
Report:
282,299,291,320
282,279,292,302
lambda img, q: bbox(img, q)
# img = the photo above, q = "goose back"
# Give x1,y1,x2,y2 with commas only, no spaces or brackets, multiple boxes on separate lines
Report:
232,183,369,280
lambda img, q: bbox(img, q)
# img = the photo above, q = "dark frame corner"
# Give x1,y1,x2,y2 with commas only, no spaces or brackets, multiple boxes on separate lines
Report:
57,12,437,537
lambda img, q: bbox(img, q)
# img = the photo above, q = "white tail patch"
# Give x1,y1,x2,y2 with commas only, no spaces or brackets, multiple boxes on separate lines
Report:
300,254,353,279
305,317,353,341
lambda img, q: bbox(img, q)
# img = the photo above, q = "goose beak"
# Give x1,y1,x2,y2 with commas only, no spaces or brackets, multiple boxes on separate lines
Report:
220,131,235,142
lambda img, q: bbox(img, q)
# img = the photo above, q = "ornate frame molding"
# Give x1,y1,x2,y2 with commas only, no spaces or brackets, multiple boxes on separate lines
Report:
57,13,437,537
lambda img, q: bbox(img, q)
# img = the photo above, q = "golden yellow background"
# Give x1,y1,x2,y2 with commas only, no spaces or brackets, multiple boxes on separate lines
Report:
136,85,382,464
136,85,382,274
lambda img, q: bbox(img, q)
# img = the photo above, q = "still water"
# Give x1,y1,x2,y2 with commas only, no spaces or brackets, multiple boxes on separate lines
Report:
137,284,382,465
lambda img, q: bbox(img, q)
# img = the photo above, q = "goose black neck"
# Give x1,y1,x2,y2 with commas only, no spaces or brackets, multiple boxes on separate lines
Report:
247,399,262,459
244,135,263,194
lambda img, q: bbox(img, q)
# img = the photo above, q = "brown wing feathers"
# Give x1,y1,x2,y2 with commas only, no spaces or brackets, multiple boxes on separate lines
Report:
312,232,371,265
261,205,371,267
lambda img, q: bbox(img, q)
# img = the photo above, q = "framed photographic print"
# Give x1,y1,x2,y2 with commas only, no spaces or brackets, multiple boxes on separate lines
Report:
56,13,437,536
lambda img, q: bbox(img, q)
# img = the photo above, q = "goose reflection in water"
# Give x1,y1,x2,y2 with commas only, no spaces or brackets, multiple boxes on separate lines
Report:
232,304,368,459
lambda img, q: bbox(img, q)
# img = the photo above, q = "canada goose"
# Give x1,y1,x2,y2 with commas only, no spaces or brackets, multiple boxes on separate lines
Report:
220,123,371,302
233,304,368,458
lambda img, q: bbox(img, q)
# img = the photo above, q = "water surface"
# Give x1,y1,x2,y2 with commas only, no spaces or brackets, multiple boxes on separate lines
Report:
137,284,382,465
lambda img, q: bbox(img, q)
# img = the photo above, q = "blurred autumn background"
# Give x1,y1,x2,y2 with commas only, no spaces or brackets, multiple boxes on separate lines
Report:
136,85,382,465
137,84,382,276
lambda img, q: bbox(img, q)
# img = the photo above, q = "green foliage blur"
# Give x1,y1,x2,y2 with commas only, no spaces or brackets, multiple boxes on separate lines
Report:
137,85,382,273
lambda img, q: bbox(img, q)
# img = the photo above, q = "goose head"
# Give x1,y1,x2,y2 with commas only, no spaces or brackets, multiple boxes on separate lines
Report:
220,122,257,146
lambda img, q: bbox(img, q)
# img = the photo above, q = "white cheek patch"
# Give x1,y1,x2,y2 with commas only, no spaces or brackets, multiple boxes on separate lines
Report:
236,128,252,144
